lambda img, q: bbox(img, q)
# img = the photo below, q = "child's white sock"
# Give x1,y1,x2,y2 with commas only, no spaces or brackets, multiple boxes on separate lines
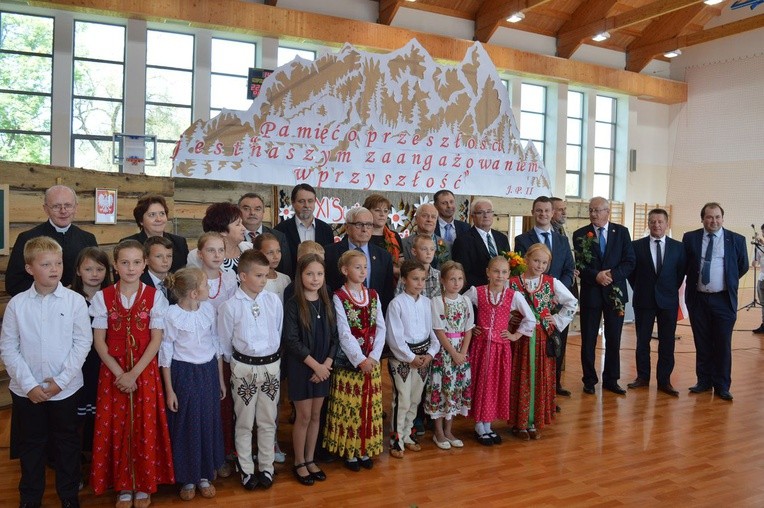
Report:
475,422,486,435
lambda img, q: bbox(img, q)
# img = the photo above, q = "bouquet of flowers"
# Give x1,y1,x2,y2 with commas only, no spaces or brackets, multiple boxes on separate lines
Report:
501,250,527,277
576,230,625,317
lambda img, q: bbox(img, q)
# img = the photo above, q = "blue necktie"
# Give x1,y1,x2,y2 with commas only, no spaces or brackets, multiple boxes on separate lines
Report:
444,223,454,243
598,227,606,256
541,232,551,250
701,233,714,285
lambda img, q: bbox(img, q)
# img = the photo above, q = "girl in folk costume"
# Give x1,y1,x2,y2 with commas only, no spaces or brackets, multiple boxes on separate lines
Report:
508,244,577,440
282,254,338,485
196,232,238,478
89,240,174,508
425,261,474,450
324,250,386,472
160,268,226,500
464,256,535,446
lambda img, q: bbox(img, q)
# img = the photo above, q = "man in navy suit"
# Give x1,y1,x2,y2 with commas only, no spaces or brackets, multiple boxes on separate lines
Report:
324,206,395,312
433,190,470,246
573,197,635,395
682,202,748,401
627,209,686,396
274,183,335,278
452,198,510,290
514,196,576,396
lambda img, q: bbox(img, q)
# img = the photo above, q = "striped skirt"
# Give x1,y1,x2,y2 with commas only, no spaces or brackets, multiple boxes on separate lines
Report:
323,365,384,459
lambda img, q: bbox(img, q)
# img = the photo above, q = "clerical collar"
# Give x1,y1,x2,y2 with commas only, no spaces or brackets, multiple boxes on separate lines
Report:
49,219,72,234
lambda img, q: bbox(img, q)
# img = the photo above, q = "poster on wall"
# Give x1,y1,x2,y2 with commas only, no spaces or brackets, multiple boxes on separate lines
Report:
95,188,117,224
172,39,551,199
0,184,8,255
247,68,273,99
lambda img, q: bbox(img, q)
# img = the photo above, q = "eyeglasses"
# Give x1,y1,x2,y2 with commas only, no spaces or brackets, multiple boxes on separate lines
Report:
473,210,494,216
589,207,609,213
348,222,374,229
46,203,75,212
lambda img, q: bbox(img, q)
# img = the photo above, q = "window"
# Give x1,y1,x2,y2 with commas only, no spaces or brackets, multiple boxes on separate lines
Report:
520,83,546,163
72,21,125,171
277,46,315,67
145,30,194,176
0,12,53,164
210,38,256,117
594,95,616,199
566,90,584,198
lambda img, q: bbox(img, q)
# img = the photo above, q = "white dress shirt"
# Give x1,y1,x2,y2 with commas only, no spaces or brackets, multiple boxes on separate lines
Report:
297,219,316,242
332,288,386,367
0,283,92,400
217,288,283,360
206,269,238,312
649,235,666,271
385,292,440,363
264,271,291,304
699,228,726,293
159,301,220,367
90,284,168,331
474,227,496,254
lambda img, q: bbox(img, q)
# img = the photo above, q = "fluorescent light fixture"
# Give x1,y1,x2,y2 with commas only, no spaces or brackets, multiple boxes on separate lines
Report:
663,49,682,58
404,0,416,2
506,12,525,23
703,0,724,5
592,32,611,42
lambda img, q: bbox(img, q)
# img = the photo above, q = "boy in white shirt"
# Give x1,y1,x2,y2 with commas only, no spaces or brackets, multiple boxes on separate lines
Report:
217,250,283,491
0,237,92,508
386,259,440,458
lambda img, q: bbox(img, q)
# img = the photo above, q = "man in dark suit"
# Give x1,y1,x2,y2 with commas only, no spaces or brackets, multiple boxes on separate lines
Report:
238,192,292,275
573,197,635,395
514,196,576,396
452,198,510,290
6,185,98,296
682,202,748,401
433,190,470,246
324,207,395,312
274,183,334,278
627,209,686,396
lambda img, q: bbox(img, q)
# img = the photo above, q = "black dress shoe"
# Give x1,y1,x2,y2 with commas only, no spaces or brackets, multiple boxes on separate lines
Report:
627,378,649,389
344,459,362,472
258,471,273,489
60,498,80,508
556,386,571,397
688,384,712,393
717,390,733,401
488,431,502,444
359,457,374,470
241,473,259,491
20,502,42,508
658,384,679,396
292,463,314,486
603,383,626,395
583,385,595,395
475,431,493,446
305,461,326,481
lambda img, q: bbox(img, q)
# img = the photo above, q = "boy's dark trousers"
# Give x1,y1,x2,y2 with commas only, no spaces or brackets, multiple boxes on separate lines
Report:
12,389,81,504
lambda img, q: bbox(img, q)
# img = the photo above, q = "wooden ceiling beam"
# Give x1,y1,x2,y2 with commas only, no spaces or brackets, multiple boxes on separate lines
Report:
626,13,764,72
378,0,402,26
558,0,706,57
31,0,687,104
474,0,554,43
264,0,277,6
626,3,705,50
556,0,619,58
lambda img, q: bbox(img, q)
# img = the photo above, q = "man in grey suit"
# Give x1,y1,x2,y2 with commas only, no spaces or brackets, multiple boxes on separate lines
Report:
627,209,686,396
514,196,576,396
238,192,292,275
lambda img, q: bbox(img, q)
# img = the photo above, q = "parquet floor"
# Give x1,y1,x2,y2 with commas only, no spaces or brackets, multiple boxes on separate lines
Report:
2,292,763,507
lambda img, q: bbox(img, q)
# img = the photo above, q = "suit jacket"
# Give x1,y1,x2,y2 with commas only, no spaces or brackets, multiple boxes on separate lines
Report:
281,296,339,361
628,236,686,310
5,221,98,296
121,230,189,274
572,223,636,308
682,228,749,312
451,226,510,290
274,216,335,277
434,219,470,241
324,238,395,312
140,270,178,305
513,229,575,289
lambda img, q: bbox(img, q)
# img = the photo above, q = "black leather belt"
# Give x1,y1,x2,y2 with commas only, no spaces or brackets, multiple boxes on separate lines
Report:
232,350,280,365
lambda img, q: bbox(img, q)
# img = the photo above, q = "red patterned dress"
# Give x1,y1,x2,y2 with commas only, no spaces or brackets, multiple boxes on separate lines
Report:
508,274,559,431
90,283,174,494
323,288,385,460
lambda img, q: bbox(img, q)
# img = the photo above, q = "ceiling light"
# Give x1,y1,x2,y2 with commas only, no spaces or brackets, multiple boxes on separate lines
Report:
663,49,682,58
404,0,416,2
703,0,724,5
506,12,525,23
592,32,611,42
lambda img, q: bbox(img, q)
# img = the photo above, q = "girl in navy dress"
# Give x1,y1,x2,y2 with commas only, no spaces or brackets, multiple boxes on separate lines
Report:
161,267,226,500
282,254,338,485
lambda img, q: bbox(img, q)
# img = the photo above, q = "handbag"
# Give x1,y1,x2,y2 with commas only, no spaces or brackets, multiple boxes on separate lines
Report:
546,328,562,358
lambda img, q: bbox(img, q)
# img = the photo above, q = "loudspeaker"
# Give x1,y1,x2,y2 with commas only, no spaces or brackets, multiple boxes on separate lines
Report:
629,149,637,172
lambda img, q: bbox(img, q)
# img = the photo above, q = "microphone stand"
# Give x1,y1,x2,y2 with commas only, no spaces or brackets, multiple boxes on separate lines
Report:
740,224,762,311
